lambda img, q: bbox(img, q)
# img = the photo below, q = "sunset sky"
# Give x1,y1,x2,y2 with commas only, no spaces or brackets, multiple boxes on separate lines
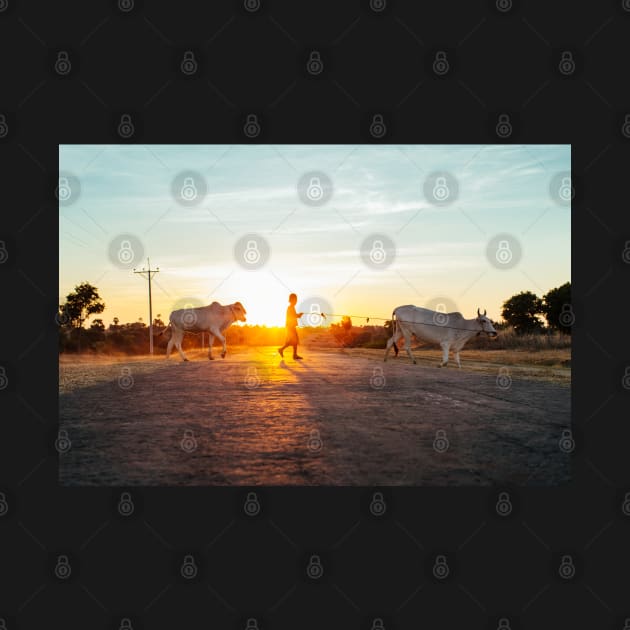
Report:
59,144,570,328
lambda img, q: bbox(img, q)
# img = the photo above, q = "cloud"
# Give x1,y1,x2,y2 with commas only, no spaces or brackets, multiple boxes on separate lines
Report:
59,144,570,326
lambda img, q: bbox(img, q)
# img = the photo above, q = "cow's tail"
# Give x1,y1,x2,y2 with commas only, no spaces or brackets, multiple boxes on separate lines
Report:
391,310,399,356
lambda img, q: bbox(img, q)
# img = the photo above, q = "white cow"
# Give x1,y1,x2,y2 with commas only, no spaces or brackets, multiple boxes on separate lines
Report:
384,305,497,367
162,301,247,361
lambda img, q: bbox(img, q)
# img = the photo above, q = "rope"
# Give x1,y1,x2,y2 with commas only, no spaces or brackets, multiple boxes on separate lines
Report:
158,313,493,335
309,312,493,333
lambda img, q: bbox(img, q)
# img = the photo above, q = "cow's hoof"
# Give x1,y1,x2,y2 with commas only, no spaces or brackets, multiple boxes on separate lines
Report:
413,360,417,364
208,356,214,360
183,359,189,362
221,352,226,359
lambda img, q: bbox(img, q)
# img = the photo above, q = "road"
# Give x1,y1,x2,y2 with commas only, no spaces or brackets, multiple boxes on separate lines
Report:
59,347,571,486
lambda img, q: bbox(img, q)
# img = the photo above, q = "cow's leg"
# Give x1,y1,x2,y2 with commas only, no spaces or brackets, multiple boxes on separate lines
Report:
210,327,227,358
167,327,183,360
403,331,416,364
384,323,404,362
452,341,466,368
454,350,462,368
384,329,402,362
207,334,215,360
171,327,188,362
383,338,392,362
177,342,189,362
439,341,450,367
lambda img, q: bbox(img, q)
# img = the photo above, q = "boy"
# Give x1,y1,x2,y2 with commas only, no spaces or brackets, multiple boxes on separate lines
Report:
278,293,304,360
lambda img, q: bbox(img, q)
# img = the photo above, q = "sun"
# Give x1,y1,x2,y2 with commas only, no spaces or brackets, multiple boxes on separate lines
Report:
230,275,289,327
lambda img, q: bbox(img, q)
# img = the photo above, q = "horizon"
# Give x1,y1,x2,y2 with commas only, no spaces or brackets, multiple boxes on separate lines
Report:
68,295,567,330
59,144,571,328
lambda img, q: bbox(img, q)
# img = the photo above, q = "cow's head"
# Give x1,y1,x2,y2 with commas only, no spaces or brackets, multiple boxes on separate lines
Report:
231,301,247,322
477,308,497,337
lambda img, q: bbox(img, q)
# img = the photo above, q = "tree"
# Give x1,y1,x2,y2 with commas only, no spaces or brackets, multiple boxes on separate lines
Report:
90,318,105,331
59,282,105,329
501,291,544,334
542,282,571,334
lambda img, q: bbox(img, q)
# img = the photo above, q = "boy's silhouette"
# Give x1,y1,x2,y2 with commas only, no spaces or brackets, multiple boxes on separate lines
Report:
278,293,304,360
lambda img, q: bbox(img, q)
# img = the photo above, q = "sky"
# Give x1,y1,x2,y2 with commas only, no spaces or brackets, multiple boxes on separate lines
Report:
59,144,570,328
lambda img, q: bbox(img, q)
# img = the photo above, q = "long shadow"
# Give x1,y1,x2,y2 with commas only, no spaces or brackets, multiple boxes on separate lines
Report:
59,351,570,486
58,353,335,486
270,349,571,486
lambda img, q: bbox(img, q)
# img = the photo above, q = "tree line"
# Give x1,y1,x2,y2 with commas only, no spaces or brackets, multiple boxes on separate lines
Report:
500,282,571,334
58,281,571,354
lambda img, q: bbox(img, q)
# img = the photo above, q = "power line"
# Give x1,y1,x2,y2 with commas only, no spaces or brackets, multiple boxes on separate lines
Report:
133,258,160,355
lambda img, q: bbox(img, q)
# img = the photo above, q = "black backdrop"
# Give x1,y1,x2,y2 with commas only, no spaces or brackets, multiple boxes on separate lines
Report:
1,0,630,628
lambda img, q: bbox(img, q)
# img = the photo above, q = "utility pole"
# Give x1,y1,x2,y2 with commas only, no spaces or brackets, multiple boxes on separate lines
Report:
133,258,160,355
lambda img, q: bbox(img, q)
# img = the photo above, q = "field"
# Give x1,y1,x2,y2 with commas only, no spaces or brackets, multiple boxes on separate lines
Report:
58,341,571,486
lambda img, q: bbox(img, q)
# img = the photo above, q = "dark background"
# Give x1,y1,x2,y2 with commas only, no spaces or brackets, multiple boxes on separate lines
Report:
1,0,629,628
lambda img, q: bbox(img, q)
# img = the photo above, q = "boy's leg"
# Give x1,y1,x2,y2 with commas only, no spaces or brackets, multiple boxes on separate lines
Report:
278,336,287,357
293,328,302,359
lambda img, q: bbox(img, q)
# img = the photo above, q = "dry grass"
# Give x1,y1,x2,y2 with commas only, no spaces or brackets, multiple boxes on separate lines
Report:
336,346,570,384
466,328,572,351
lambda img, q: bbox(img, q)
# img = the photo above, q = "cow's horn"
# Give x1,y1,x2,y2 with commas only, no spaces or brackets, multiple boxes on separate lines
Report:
477,308,481,316
483,309,487,316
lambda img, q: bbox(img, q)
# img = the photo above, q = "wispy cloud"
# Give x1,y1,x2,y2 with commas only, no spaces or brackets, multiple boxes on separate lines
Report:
60,144,571,325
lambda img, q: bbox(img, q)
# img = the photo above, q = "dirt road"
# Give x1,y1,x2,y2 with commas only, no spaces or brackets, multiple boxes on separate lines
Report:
59,347,571,486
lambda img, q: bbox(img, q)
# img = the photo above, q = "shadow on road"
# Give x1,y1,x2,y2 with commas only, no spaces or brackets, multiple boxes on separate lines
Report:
59,348,571,486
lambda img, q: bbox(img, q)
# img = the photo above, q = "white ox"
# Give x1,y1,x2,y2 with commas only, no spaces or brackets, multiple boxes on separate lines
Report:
384,305,497,367
162,301,247,361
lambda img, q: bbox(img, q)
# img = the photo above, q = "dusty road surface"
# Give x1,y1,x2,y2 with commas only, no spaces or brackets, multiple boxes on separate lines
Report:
59,347,571,486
